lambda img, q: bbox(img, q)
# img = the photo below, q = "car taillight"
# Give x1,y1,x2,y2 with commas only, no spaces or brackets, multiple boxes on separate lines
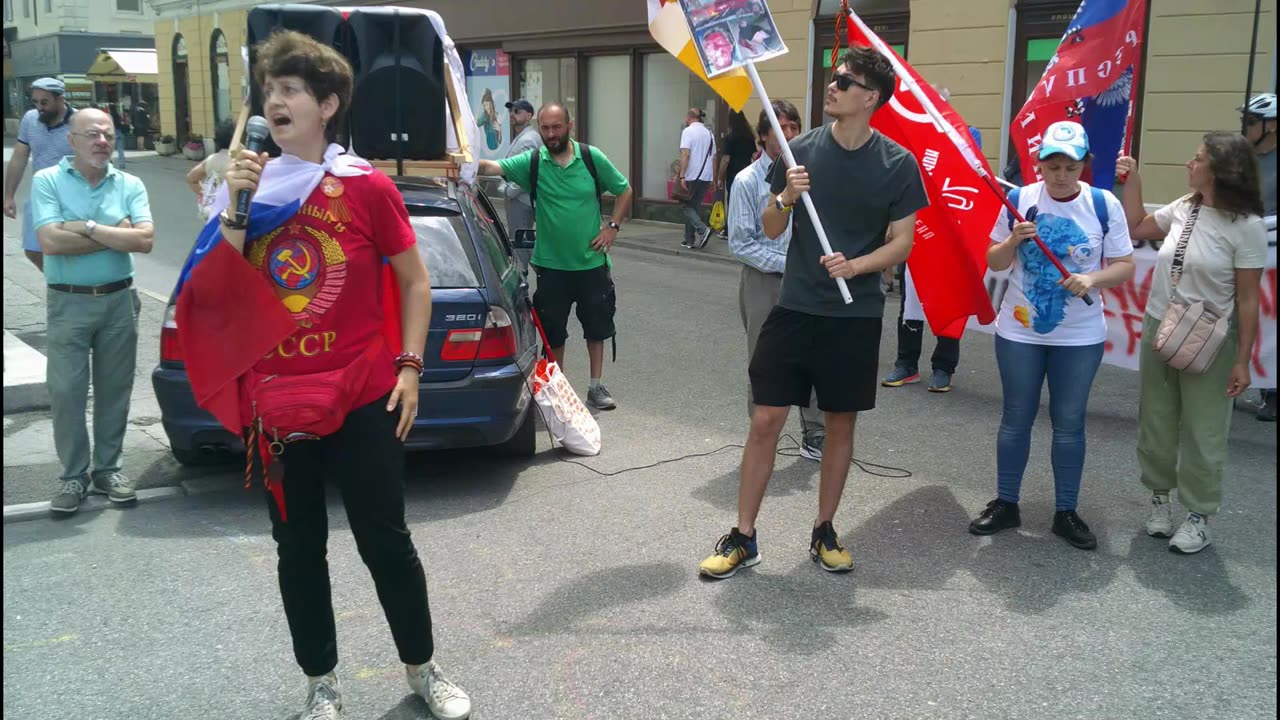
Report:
160,304,183,363
440,307,517,362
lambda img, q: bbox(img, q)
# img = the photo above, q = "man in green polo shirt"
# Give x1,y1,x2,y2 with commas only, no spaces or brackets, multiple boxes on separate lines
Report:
30,108,155,515
478,103,634,410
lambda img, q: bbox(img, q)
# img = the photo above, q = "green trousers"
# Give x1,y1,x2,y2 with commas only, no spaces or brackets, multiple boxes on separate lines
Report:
1137,313,1238,516
45,287,140,482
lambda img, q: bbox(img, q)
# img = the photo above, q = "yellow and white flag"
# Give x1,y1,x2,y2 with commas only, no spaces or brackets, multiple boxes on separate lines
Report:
646,0,751,111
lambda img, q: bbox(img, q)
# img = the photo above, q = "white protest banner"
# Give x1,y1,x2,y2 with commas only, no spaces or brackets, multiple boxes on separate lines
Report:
967,225,1278,389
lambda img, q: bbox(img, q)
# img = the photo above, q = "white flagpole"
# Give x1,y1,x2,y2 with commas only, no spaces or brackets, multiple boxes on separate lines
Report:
744,60,853,305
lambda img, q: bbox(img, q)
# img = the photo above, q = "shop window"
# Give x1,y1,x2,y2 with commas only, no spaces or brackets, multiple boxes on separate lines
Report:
640,52,719,201
519,57,577,131
586,55,632,184
211,30,231,127
116,0,141,12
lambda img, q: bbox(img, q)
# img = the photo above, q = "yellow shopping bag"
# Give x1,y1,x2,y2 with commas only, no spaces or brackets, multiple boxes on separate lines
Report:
709,199,726,232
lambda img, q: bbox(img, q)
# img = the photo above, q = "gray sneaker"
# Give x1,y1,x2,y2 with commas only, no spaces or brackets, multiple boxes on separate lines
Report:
301,672,342,720
587,384,617,410
800,434,824,461
928,370,954,393
50,478,88,514
91,472,137,503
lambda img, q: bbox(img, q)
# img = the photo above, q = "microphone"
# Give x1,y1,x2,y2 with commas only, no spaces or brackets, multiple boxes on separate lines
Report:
234,115,271,226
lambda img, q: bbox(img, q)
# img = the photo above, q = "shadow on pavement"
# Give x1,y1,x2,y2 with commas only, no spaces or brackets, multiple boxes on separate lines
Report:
689,456,818,514
1124,534,1251,616
506,561,686,637
2,508,99,548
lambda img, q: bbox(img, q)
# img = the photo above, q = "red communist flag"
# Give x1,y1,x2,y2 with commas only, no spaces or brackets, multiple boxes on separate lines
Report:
846,25,999,337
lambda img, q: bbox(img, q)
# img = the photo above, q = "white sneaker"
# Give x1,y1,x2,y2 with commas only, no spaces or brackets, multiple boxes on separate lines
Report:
301,672,342,720
408,661,472,720
1145,494,1175,538
1170,513,1212,554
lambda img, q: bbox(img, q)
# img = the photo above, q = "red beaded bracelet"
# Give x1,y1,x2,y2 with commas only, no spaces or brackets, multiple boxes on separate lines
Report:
395,351,424,373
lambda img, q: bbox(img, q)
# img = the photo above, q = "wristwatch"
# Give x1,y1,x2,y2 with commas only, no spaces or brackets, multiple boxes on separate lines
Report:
774,196,794,212
84,220,98,237
607,221,622,231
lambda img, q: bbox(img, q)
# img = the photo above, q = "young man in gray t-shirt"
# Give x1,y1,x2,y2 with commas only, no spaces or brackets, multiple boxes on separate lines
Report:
699,46,928,580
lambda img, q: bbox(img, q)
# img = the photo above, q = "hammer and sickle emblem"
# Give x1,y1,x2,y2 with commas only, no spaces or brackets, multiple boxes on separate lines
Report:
276,246,313,280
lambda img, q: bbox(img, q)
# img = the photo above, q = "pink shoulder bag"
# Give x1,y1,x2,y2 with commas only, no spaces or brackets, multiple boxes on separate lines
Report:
1152,201,1231,374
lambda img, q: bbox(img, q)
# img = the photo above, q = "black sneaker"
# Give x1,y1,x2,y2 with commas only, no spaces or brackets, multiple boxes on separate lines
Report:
1259,391,1277,422
968,499,1021,535
1052,510,1098,550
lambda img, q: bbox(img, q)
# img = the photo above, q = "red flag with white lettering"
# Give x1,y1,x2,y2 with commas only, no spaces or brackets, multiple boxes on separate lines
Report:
845,27,998,337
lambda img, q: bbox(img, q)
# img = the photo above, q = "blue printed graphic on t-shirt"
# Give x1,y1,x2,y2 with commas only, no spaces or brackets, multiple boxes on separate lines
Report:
1016,212,1088,335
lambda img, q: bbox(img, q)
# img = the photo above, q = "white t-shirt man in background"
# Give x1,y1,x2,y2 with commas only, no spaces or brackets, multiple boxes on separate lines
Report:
678,107,716,249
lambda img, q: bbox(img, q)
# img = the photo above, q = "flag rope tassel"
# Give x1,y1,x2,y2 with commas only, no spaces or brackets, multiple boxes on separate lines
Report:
846,8,1094,306
744,61,853,304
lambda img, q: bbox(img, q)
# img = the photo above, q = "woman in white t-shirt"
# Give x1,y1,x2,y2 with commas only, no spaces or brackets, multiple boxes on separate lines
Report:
1116,132,1267,555
969,121,1135,551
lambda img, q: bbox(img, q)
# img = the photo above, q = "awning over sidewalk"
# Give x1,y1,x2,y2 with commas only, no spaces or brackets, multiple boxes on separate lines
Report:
86,48,158,83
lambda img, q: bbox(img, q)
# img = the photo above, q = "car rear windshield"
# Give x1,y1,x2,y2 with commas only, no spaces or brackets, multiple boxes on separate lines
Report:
408,209,482,289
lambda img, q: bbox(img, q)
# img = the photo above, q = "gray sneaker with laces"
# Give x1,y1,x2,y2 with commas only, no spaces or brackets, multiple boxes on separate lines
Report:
301,672,342,720
800,433,824,461
91,472,137,503
587,384,617,410
408,661,472,720
50,478,88,514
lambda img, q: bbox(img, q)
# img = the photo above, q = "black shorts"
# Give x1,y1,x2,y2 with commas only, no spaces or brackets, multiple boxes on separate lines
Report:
748,307,882,413
532,264,617,348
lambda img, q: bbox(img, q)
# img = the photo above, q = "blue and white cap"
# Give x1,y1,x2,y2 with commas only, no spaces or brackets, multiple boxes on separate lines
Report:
1038,121,1090,161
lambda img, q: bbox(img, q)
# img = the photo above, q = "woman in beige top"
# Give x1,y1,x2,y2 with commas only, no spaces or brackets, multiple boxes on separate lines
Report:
1116,131,1267,555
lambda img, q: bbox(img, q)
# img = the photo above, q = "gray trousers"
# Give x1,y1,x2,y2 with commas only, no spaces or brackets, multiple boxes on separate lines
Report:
739,265,825,439
46,287,140,482
682,180,710,241
506,198,535,271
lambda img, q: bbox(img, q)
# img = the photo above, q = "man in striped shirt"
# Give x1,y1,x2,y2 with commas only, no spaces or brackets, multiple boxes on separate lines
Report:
727,99,825,460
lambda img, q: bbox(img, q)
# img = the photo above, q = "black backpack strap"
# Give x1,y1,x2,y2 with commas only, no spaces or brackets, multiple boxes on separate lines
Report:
529,150,540,210
577,142,604,215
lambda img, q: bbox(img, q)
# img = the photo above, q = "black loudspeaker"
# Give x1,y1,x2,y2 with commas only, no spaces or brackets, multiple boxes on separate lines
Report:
346,8,447,162
245,5,352,155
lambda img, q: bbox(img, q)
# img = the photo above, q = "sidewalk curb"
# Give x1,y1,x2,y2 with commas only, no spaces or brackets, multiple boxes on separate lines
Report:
3,330,50,414
3,486,185,525
615,238,738,268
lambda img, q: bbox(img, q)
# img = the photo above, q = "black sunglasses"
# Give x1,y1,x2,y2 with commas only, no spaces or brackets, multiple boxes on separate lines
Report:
832,72,873,93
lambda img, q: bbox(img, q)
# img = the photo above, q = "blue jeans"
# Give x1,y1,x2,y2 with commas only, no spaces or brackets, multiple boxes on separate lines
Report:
994,335,1104,511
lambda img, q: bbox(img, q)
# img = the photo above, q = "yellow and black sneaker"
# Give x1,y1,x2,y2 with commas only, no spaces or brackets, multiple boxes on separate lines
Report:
698,527,761,579
810,521,854,573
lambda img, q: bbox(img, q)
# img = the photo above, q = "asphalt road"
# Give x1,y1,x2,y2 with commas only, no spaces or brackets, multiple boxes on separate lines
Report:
3,148,1277,720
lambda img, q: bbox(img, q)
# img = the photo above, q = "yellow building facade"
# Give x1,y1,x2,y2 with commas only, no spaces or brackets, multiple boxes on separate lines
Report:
154,9,249,144
156,0,1274,206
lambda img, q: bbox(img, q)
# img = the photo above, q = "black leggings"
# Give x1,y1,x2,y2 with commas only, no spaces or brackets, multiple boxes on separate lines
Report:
265,394,433,677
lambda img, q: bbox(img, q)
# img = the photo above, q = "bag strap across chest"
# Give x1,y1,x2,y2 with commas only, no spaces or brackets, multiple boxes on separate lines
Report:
1170,201,1203,288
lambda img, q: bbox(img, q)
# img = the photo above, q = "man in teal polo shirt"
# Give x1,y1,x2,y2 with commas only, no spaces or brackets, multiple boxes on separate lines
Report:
478,103,634,410
30,108,155,515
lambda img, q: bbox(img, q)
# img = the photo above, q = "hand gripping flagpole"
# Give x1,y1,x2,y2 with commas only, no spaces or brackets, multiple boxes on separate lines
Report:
845,9,1094,306
744,61,853,305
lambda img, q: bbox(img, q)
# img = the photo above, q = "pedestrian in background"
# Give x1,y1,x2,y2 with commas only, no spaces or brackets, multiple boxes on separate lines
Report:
1117,133,1267,555
30,108,154,515
108,101,130,169
4,77,76,271
726,99,825,462
501,97,542,268
1238,93,1277,422
678,107,716,249
186,118,235,223
477,103,634,411
969,121,1134,551
717,110,756,223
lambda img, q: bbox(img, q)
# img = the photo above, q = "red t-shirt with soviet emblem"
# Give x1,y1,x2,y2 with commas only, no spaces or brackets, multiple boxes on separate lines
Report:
247,169,416,410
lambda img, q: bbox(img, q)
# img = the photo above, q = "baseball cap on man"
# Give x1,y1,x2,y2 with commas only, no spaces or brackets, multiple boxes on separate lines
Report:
31,77,65,95
1038,121,1091,160
505,98,534,114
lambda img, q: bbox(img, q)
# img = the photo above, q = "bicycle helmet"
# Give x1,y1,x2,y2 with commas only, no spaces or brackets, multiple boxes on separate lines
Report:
1239,92,1277,119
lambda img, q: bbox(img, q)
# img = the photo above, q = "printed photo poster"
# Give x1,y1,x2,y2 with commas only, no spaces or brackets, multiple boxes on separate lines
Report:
464,49,512,161
678,0,788,78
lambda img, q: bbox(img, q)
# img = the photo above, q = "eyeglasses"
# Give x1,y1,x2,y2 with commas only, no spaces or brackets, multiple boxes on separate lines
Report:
72,130,115,142
832,72,873,93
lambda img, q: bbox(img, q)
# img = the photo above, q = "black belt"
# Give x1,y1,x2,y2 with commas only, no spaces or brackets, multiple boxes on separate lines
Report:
48,278,133,296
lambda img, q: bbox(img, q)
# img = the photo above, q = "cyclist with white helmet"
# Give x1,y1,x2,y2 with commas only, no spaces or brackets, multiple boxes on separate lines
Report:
1240,93,1277,422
